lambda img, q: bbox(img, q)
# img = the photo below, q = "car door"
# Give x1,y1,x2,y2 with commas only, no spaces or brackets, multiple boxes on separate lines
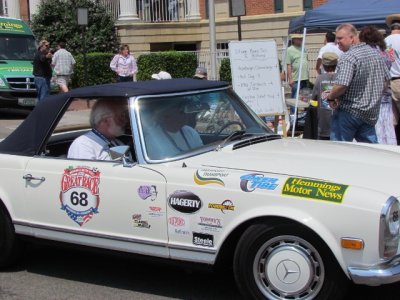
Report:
23,156,168,257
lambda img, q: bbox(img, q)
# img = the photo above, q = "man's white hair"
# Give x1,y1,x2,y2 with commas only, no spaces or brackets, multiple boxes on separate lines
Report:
90,99,115,128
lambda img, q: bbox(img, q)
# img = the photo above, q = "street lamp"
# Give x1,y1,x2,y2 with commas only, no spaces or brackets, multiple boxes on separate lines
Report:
77,8,88,86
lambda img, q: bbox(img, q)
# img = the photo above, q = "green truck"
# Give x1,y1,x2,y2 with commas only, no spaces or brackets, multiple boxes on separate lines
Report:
0,17,38,108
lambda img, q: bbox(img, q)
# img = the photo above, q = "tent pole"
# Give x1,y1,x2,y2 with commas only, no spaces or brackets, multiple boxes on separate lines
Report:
291,28,307,138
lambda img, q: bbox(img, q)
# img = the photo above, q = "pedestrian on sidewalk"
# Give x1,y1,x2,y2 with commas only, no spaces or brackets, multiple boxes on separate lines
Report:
33,40,53,102
110,45,138,82
327,23,390,143
359,26,397,145
52,41,76,93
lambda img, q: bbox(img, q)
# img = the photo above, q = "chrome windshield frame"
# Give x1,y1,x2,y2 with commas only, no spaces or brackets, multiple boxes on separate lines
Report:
128,87,271,164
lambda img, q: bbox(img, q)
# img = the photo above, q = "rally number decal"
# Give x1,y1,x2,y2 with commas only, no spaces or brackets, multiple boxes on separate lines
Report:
60,166,100,226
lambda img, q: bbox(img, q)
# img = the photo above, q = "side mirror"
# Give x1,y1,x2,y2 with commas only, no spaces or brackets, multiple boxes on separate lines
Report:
109,145,135,167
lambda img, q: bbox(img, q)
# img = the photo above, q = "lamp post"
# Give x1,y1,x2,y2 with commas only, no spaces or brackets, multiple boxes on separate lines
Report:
77,8,88,86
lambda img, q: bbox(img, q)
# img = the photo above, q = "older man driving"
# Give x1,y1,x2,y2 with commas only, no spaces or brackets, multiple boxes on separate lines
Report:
68,99,128,160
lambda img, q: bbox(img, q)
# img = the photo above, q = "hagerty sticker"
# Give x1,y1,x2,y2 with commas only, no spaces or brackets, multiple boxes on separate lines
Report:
194,168,228,186
168,190,202,214
60,166,100,226
282,177,348,203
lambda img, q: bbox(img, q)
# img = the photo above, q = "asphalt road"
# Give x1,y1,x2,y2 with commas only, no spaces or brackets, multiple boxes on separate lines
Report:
1,111,400,300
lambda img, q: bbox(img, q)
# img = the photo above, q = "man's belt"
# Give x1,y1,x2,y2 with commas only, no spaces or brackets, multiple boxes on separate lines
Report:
391,77,400,81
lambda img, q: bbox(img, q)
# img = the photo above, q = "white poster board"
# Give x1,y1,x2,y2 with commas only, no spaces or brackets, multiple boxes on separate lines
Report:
229,40,284,115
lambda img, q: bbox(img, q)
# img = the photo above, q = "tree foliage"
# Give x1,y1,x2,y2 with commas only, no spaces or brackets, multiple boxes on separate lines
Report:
30,0,119,55
136,51,198,80
219,58,232,83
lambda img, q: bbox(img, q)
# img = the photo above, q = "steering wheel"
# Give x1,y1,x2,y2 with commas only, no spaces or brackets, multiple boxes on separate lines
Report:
215,121,244,136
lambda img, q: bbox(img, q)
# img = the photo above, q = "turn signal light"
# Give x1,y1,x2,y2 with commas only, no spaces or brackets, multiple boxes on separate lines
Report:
341,238,364,250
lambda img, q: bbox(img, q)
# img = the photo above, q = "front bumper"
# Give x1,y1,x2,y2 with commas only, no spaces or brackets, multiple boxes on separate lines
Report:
348,255,400,286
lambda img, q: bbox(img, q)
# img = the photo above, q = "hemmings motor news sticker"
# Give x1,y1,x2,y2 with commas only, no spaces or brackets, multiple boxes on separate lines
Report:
60,166,100,226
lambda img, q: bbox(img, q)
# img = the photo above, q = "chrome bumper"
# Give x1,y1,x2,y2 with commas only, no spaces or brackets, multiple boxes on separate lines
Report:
348,255,400,286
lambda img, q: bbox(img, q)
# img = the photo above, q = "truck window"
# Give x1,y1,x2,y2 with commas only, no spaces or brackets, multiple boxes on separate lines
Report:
0,34,36,60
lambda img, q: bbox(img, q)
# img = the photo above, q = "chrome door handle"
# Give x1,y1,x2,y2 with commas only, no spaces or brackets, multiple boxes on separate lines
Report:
23,174,46,182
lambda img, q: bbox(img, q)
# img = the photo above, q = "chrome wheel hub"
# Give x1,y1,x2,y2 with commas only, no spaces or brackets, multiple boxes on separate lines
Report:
253,235,325,299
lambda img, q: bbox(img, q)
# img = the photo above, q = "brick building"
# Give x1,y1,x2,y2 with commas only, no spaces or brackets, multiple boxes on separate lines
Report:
5,0,328,52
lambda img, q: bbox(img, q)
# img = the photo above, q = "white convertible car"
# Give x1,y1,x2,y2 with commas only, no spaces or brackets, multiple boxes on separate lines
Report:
0,79,399,299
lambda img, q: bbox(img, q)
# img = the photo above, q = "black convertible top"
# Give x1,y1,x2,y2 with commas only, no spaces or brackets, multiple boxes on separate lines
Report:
0,79,228,156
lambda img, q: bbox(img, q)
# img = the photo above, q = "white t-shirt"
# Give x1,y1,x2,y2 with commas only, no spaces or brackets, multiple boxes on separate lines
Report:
145,125,203,160
68,131,121,160
385,34,400,77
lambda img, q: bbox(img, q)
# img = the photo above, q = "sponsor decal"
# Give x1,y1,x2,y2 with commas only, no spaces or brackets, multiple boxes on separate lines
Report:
60,166,100,226
198,216,223,232
169,216,186,227
168,216,190,235
138,185,158,201
193,232,214,247
174,228,190,235
0,67,33,72
132,214,151,228
168,190,202,214
208,200,235,214
0,21,24,33
240,173,278,192
282,177,348,203
146,206,164,217
193,168,228,186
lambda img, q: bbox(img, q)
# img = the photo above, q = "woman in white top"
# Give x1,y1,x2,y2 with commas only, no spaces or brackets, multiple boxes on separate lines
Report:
110,45,138,82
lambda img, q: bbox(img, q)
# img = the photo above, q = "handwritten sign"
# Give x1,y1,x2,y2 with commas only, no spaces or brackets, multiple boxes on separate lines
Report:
229,40,284,115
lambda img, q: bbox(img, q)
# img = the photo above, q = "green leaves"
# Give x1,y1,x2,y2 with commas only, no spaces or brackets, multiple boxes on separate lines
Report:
71,53,115,88
136,51,197,80
219,58,232,83
30,0,118,55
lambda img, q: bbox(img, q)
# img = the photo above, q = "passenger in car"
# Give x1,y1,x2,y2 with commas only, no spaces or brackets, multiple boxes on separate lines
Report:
67,99,129,160
144,101,204,160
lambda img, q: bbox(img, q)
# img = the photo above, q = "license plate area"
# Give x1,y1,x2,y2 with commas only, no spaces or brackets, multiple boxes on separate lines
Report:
18,98,37,106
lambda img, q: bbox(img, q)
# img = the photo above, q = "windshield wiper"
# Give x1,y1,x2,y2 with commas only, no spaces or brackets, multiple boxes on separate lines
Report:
215,130,248,150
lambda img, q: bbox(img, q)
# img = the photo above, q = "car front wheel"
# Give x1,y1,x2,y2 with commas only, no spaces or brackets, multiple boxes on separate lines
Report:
0,204,22,268
233,222,348,300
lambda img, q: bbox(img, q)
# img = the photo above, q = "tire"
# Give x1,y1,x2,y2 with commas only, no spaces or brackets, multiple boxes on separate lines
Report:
0,204,22,268
233,222,349,300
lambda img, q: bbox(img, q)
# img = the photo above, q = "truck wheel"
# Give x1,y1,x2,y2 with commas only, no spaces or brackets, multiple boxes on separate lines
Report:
233,222,348,300
0,205,22,268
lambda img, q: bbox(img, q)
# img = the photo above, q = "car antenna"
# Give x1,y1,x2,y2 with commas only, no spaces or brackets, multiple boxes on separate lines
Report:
182,162,187,168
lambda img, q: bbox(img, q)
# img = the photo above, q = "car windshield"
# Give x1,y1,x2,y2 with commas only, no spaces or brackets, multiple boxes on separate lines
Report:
137,89,273,161
0,34,36,60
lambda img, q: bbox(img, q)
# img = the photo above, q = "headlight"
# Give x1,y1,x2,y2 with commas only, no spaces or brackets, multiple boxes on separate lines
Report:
380,196,400,259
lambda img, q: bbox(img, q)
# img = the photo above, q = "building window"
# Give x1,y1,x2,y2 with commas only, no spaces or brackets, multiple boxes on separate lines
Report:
274,0,283,13
303,0,313,11
217,42,229,50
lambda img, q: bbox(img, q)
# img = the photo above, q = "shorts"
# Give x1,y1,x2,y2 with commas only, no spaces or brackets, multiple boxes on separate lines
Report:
56,75,70,86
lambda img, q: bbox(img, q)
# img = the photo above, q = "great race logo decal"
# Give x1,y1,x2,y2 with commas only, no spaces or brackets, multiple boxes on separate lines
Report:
193,169,228,186
60,166,100,226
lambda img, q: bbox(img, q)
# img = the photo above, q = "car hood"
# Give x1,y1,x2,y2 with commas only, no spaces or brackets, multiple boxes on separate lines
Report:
195,138,400,196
